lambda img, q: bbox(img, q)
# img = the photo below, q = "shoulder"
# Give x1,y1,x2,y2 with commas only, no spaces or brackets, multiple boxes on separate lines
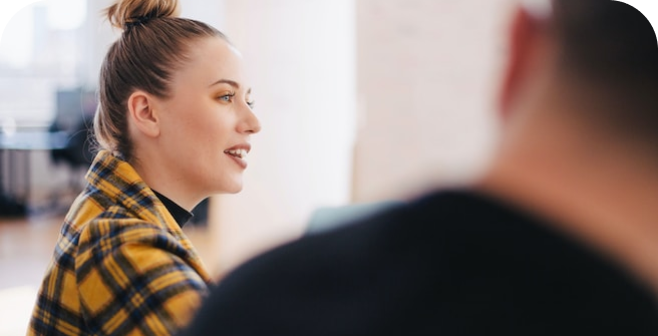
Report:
76,215,190,261
216,191,483,273
186,189,658,335
203,190,510,308
220,187,657,291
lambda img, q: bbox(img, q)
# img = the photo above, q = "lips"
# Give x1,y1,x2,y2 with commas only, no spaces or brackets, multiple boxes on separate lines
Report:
225,148,247,159
224,143,251,169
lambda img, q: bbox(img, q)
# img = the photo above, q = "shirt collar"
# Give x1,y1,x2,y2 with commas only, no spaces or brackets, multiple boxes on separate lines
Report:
151,190,193,228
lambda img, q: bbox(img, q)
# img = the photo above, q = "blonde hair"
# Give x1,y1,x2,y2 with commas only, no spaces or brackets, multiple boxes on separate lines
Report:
94,0,226,161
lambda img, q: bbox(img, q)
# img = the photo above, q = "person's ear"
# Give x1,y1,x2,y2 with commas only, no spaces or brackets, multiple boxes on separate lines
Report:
498,5,546,121
127,90,160,138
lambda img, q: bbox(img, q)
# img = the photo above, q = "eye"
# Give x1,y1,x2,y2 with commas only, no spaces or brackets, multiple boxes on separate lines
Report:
247,100,256,109
217,93,235,102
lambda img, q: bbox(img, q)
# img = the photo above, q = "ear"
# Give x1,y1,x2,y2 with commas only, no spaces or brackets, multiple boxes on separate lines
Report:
498,6,545,121
127,90,160,138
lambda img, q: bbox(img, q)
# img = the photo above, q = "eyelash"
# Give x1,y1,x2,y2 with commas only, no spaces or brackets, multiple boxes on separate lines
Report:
217,93,256,109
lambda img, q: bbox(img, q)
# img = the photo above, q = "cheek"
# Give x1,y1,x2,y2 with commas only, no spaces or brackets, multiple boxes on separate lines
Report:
176,100,222,135
163,97,236,150
189,111,236,156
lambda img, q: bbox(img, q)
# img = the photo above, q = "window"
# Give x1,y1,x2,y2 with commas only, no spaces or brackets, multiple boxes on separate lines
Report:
0,0,88,130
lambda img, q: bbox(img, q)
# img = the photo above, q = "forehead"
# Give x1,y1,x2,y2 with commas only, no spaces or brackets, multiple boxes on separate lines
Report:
175,37,245,86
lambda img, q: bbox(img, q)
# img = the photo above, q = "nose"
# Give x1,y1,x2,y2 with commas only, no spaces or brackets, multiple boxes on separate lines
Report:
238,103,261,134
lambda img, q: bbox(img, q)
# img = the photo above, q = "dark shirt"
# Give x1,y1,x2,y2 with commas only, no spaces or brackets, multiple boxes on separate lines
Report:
182,190,658,336
152,190,193,228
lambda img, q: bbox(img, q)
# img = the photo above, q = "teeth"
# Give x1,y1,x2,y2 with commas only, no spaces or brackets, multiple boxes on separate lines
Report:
226,149,247,159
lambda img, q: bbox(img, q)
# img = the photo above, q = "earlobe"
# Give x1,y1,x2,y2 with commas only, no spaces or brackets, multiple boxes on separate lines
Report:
127,91,160,138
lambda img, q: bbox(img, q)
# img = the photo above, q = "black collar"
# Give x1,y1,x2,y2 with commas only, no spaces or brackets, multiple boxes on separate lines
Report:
152,190,193,228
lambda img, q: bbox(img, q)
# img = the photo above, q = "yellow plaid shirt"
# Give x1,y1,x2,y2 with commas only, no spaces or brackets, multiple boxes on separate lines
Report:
28,151,212,335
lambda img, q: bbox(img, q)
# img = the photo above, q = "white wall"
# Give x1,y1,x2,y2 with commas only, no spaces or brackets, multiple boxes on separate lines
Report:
203,0,519,276
353,0,515,202
4,0,518,279
208,0,357,276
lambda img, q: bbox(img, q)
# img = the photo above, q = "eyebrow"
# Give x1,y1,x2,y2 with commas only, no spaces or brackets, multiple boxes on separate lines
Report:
209,79,252,94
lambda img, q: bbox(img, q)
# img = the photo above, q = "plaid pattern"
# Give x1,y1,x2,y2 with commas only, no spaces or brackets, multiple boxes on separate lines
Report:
28,151,212,335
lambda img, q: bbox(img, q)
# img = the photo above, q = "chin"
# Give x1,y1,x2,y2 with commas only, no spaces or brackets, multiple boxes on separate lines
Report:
226,187,242,194
220,182,244,194
211,175,244,194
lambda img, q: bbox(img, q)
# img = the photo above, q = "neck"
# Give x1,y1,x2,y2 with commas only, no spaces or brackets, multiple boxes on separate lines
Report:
130,149,202,212
478,107,658,295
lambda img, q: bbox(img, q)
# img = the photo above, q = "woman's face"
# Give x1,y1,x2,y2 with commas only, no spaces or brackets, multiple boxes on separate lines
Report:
154,36,261,197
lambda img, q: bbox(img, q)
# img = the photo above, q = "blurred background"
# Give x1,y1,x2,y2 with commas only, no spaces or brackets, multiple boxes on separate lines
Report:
0,0,514,334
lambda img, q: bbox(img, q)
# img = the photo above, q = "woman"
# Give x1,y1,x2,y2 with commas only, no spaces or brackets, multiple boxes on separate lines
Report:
28,0,260,334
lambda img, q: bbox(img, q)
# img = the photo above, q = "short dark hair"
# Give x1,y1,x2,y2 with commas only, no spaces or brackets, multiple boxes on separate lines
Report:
550,0,658,140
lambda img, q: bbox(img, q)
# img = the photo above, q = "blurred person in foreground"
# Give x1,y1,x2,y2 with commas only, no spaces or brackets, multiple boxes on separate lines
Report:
182,0,658,334
28,0,260,334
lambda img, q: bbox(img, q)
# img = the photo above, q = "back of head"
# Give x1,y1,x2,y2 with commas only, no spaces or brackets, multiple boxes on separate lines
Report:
549,0,658,144
94,0,226,161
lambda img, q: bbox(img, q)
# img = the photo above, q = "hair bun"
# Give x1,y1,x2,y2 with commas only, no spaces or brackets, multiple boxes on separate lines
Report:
105,0,180,30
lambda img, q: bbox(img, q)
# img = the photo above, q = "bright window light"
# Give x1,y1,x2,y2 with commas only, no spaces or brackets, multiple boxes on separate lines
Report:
47,0,87,31
0,0,87,68
0,6,34,69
